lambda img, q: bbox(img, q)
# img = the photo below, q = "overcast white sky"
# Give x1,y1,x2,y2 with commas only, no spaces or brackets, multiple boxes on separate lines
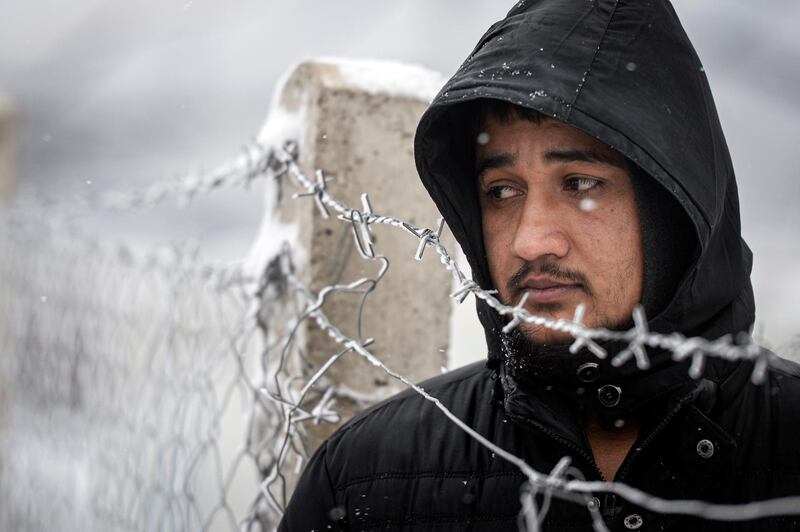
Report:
1,0,798,350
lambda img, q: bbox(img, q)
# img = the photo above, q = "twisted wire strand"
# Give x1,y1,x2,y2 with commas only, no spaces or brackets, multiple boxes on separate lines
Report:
2,132,796,532
274,141,776,384
269,140,800,527
268,241,800,527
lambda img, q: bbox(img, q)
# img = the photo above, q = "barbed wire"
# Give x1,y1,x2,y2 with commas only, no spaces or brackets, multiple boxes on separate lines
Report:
265,139,800,528
272,140,779,385
0,141,324,531
0,219,280,531
10,139,272,215
2,127,798,532
101,140,273,210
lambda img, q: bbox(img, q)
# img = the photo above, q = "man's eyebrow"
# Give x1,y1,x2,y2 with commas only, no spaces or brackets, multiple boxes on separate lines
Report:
543,148,625,169
475,152,516,179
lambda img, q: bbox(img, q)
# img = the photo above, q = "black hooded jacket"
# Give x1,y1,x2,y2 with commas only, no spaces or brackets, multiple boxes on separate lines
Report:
279,1,800,530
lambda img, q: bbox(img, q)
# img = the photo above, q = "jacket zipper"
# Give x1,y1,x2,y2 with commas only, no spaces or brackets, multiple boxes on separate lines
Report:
507,412,605,481
609,395,695,531
508,393,694,528
615,394,693,483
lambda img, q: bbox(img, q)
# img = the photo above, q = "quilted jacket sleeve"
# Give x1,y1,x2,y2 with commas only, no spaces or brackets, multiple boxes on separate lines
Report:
277,441,346,532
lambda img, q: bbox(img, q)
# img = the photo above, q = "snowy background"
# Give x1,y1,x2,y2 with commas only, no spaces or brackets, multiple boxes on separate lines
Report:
1,0,798,362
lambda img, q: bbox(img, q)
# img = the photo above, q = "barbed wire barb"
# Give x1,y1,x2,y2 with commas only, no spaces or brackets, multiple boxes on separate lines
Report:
567,304,608,360
612,305,651,369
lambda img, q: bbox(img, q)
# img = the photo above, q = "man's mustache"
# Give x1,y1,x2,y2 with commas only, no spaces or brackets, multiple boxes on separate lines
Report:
506,260,593,299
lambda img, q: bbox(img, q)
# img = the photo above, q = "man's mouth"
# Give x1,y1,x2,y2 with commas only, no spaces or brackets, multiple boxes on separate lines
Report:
519,276,582,304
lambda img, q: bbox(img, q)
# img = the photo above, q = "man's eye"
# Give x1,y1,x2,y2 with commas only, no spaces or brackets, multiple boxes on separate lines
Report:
485,185,520,200
564,176,603,194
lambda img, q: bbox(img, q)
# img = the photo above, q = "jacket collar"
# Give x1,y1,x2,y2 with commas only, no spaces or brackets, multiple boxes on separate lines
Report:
493,355,739,483
495,339,698,426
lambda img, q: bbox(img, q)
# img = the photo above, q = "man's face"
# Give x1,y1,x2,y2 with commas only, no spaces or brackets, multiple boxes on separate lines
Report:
476,114,643,345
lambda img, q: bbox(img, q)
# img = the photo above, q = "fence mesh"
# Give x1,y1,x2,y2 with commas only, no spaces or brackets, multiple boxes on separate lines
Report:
1,132,799,532
0,208,283,530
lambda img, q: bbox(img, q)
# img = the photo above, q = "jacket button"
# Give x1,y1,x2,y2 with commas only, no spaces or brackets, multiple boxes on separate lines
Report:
577,362,600,382
696,439,715,458
586,496,601,511
624,513,643,529
597,384,622,407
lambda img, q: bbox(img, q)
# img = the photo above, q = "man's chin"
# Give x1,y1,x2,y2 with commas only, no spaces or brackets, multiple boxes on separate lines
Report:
514,311,634,348
517,323,575,347
514,302,576,346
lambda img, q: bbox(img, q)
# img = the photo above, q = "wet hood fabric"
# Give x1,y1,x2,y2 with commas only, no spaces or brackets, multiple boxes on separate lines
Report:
414,0,754,384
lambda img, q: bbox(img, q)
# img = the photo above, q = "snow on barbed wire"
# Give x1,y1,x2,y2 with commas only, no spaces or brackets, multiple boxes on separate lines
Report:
4,126,798,530
260,141,800,526
3,129,782,381
265,236,800,528
272,141,778,385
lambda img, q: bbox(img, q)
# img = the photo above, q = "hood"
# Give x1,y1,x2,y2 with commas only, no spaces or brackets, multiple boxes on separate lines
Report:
414,0,755,379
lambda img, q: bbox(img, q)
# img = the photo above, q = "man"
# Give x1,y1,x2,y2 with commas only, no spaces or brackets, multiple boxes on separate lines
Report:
280,1,800,530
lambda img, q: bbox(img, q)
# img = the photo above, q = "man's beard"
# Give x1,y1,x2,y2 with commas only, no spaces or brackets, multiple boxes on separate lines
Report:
499,319,630,384
506,315,633,351
498,259,632,375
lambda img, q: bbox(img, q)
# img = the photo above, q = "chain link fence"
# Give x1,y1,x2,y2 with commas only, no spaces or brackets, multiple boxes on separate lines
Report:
0,209,282,531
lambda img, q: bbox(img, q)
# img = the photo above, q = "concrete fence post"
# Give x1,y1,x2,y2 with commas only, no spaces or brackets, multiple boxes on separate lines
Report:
273,59,454,449
0,95,15,201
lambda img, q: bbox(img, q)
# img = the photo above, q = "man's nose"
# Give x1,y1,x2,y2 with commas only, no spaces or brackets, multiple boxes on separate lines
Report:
511,197,571,262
